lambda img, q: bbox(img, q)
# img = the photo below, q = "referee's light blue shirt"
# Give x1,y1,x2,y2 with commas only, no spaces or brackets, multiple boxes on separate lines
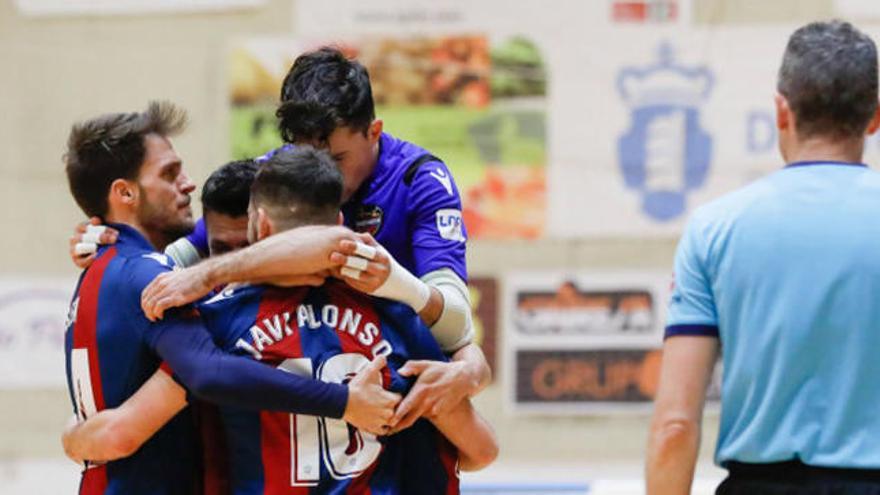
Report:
667,161,880,469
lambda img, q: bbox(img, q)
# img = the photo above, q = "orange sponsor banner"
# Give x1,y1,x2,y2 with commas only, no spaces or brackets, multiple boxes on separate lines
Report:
516,349,662,404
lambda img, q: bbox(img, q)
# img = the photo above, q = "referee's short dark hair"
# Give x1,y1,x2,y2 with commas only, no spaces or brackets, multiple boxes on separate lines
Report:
201,159,258,217
250,146,342,228
778,20,878,140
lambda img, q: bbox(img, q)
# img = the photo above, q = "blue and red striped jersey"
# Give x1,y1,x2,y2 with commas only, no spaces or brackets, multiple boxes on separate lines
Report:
64,224,199,495
197,280,460,495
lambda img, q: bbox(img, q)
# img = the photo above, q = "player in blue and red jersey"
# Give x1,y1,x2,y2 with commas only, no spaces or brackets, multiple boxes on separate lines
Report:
65,145,498,494
199,147,496,493
61,102,402,495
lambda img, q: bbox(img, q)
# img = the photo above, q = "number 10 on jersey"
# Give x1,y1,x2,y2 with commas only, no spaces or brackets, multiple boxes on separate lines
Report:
278,354,383,486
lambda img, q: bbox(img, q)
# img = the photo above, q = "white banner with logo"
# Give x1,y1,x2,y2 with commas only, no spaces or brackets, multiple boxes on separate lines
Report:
294,0,880,237
0,278,75,389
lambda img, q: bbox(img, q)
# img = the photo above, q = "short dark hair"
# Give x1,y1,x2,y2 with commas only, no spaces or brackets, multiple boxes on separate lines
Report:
778,20,878,139
275,47,375,144
65,101,187,218
201,159,259,217
251,146,343,228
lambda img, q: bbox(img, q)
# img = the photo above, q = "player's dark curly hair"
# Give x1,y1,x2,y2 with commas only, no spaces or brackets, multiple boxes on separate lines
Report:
65,101,187,217
251,146,342,228
201,159,259,217
778,20,878,139
276,47,375,144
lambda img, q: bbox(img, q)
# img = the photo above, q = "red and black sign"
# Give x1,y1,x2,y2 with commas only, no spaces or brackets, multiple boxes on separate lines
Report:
516,349,662,403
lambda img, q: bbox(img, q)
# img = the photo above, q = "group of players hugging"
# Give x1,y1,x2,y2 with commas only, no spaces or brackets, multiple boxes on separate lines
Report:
61,47,499,495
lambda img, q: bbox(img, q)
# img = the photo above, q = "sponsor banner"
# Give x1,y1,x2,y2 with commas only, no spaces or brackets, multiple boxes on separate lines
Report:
468,277,498,374
0,278,75,389
504,272,720,414
14,0,265,16
516,349,662,404
230,32,548,239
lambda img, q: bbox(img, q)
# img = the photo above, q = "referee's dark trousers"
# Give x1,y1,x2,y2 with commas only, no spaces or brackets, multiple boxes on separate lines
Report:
718,461,880,495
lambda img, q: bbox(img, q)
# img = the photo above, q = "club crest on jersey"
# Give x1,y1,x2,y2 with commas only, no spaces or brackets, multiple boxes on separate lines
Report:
436,209,465,242
617,41,714,221
353,204,384,236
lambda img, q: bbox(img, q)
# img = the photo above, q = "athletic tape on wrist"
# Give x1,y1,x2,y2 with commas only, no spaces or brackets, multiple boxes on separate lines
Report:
371,252,430,312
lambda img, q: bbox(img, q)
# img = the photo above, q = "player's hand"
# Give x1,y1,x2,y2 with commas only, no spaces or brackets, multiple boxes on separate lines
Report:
69,218,118,269
141,266,213,321
61,414,84,465
389,360,481,433
329,233,391,293
344,355,401,436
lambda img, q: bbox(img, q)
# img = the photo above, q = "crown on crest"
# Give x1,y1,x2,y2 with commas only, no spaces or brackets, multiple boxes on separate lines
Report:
617,41,714,108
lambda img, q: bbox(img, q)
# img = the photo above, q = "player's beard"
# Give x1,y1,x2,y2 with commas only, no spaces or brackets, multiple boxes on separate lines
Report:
137,186,195,247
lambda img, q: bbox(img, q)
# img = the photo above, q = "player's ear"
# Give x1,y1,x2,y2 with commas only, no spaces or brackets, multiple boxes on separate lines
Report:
866,102,880,135
336,211,344,226
109,178,138,207
257,207,272,241
775,93,791,132
368,119,383,144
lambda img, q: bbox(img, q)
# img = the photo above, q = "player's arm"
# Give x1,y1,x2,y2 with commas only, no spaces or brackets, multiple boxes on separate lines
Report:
62,368,186,463
68,217,205,269
646,213,720,495
61,350,396,464
141,225,358,320
145,313,399,433
427,398,498,471
332,238,490,427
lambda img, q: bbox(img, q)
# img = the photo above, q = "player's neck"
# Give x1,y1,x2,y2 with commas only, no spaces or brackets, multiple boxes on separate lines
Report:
785,136,865,165
104,211,171,252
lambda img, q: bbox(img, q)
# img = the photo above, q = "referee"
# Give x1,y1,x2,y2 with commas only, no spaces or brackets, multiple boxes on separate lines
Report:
647,21,880,495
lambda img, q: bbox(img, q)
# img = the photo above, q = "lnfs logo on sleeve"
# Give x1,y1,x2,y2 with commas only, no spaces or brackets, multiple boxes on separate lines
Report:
436,209,465,242
617,42,714,221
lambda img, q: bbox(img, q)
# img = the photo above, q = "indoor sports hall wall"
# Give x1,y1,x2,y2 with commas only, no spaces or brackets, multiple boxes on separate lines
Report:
0,0,869,493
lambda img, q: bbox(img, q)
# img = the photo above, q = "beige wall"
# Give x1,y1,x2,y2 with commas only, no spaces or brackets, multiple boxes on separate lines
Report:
0,0,838,475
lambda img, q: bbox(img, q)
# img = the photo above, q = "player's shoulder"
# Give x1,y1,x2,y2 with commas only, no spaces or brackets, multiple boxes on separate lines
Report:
108,250,175,295
198,283,264,315
382,133,455,191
